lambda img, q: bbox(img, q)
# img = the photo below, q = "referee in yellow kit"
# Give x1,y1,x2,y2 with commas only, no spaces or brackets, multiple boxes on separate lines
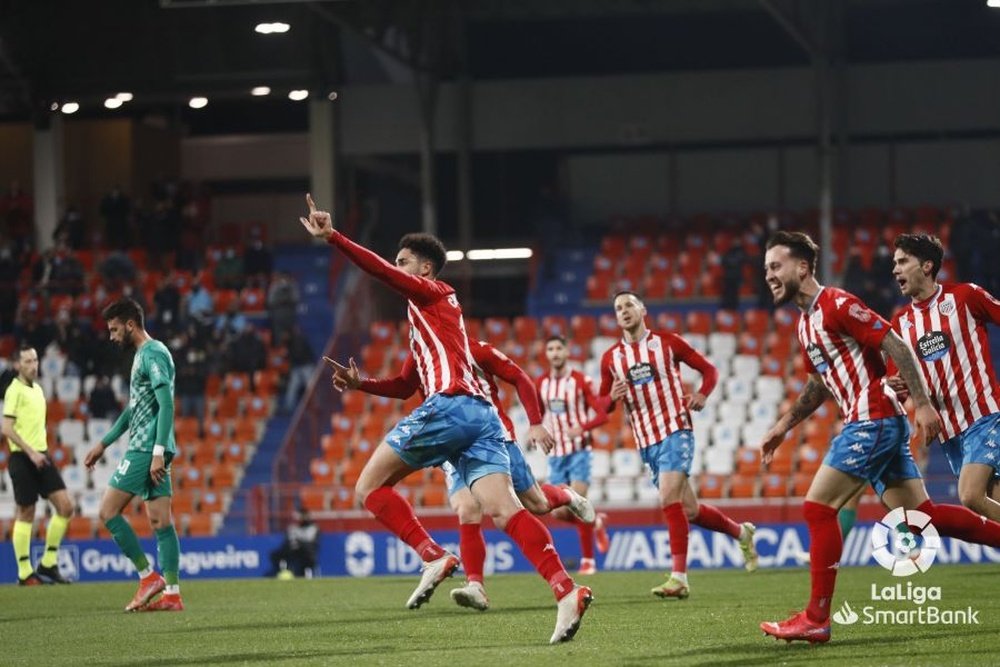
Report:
3,344,73,584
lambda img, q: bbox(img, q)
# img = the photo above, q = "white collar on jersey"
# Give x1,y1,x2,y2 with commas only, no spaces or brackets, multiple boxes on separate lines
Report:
911,283,943,311
806,286,825,315
621,328,651,346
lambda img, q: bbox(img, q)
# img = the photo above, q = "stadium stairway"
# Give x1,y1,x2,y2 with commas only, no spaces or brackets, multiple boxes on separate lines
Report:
221,245,334,535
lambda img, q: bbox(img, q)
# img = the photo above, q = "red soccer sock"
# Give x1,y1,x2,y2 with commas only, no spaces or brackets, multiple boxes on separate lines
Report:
692,504,742,540
364,487,445,562
662,502,689,573
803,500,842,624
576,522,595,560
540,484,572,510
918,500,1000,548
459,522,486,584
504,509,574,600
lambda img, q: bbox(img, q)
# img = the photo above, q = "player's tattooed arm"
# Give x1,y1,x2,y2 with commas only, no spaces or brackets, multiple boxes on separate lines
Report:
785,374,830,429
880,332,931,407
881,331,943,445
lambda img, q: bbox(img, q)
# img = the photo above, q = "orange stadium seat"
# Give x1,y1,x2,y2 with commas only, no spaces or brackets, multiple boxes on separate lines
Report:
797,445,823,474
245,395,271,419
698,474,725,499
484,317,511,346
310,459,336,485
331,487,355,510
735,448,761,475
67,516,95,540
209,463,237,489
221,442,248,464
791,473,814,497
597,313,619,336
464,317,482,341
714,310,739,333
761,474,788,498
570,315,596,341
370,320,396,344
300,486,329,512
172,489,197,516
643,274,669,300
685,311,711,335
512,316,538,344
232,421,258,445
176,416,201,442
729,475,757,499
187,514,214,537
655,312,682,333
425,467,446,486
224,372,251,395
743,308,771,336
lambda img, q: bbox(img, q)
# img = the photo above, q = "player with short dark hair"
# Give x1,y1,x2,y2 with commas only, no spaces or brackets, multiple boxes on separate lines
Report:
301,195,592,644
329,337,597,611
758,232,1000,643
597,292,758,599
887,233,1000,519
4,344,73,584
537,336,610,575
83,298,183,611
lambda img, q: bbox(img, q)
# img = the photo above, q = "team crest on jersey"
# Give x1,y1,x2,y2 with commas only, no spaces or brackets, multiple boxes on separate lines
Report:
648,337,660,350
938,300,955,317
548,398,567,414
848,303,872,323
900,318,913,330
627,362,656,386
917,331,951,362
806,343,830,374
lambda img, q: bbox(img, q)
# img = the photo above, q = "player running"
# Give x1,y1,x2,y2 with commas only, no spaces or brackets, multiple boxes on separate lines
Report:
596,291,758,599
300,195,591,644
328,337,597,611
536,336,611,575
887,233,1000,519
83,298,183,611
758,231,1000,644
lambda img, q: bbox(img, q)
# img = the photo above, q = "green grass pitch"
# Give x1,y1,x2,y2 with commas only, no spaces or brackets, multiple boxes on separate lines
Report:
2,565,998,666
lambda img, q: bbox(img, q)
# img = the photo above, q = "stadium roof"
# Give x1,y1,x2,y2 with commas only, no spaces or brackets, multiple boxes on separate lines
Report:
2,0,998,131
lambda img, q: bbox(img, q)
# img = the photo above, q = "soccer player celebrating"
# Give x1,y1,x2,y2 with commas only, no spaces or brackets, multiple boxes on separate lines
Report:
301,195,592,644
596,292,758,599
4,345,73,584
537,336,610,575
329,338,597,611
83,299,183,612
887,233,1000,519
758,231,1000,643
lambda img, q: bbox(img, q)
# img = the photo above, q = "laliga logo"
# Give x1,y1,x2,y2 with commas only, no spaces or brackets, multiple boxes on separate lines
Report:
871,508,940,576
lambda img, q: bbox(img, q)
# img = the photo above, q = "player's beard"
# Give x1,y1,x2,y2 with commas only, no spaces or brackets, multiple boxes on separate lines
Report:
772,277,800,307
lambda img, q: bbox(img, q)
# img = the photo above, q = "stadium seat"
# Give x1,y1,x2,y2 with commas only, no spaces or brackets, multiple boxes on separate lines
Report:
698,473,725,499
186,514,215,537
525,449,548,479
797,445,823,474
791,473,813,497
761,474,788,498
731,355,761,380
714,310,740,334
610,449,643,477
686,312,712,335
172,490,197,516
704,447,735,475
67,516,95,540
310,459,336,485
655,311,682,333
710,424,740,452
729,475,757,498
708,332,736,360
61,465,88,492
512,316,538,344
590,450,611,479
420,485,447,508
299,486,329,512
57,419,85,448
604,477,635,504
734,448,761,475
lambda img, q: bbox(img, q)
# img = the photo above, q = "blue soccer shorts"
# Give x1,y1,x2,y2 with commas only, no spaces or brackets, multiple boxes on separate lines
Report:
823,415,921,497
641,429,695,487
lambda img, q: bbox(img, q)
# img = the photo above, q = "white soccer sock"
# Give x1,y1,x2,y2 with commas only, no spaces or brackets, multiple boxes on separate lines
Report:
671,571,688,585
165,584,180,595
139,566,153,579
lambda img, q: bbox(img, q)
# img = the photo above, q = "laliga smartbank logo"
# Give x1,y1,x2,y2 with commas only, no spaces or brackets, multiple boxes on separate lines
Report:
832,508,979,627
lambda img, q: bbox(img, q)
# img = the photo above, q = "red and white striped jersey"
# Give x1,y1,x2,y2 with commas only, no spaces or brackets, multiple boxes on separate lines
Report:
406,294,484,399
890,283,1000,441
598,330,718,449
536,370,601,457
327,230,483,400
797,287,904,423
468,340,544,442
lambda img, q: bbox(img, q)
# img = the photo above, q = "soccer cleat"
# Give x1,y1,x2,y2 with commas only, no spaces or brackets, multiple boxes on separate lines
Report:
406,553,460,609
739,522,759,572
18,573,46,586
450,581,490,611
651,576,689,599
35,563,71,584
141,593,185,612
125,572,166,611
564,487,596,524
760,610,831,644
577,558,597,576
550,585,594,644
594,513,610,554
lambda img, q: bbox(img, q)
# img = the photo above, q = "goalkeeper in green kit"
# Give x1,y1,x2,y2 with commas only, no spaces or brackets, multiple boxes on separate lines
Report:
84,298,184,611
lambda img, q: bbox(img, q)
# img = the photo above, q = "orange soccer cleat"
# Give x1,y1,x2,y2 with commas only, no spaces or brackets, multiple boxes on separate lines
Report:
142,593,185,612
761,610,831,644
125,572,166,611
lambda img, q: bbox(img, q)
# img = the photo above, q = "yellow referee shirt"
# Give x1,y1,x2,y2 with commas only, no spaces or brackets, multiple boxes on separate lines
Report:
3,377,47,453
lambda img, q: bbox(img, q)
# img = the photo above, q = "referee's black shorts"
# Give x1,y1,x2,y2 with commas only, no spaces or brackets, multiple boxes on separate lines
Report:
7,451,67,507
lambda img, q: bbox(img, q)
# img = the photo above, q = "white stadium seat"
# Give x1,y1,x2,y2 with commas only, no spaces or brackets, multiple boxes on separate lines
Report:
611,449,643,477
56,376,82,403
87,418,113,444
525,448,548,480
716,401,748,428
77,491,103,517
724,377,753,405
754,376,784,403
707,332,736,360
591,450,611,479
61,465,89,492
732,354,761,379
636,475,660,503
710,423,740,452
57,419,86,448
741,421,772,449
685,334,707,355
704,446,735,475
604,477,636,504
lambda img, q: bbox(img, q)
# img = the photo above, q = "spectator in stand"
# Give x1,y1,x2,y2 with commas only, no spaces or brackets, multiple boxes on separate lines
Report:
185,281,215,331
173,325,208,431
243,230,273,287
282,325,315,414
55,205,87,250
867,245,897,319
87,375,121,420
0,349,20,396
0,241,19,334
267,271,300,342
98,251,137,289
214,301,247,346
33,237,84,296
153,273,182,334
226,322,266,390
100,185,131,250
15,300,55,355
214,246,245,291
55,308,99,377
